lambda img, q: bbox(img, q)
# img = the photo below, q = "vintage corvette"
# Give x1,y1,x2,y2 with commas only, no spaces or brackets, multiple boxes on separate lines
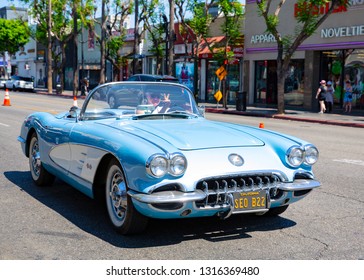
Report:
18,82,320,234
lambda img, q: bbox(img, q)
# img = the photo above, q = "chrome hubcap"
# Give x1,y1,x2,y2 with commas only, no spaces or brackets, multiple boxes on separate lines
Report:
109,172,127,221
31,140,41,178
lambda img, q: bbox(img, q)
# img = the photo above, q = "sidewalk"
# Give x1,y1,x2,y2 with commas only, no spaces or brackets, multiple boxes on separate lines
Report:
34,88,364,128
204,103,364,128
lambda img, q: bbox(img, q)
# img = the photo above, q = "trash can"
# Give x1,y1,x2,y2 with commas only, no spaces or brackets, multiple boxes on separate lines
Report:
236,91,247,111
56,83,62,94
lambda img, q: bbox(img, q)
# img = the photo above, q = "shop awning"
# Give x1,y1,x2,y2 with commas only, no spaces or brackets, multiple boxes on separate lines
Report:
198,36,226,58
197,36,244,63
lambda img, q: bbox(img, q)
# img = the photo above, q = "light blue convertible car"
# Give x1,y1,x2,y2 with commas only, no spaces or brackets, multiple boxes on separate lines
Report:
18,82,320,234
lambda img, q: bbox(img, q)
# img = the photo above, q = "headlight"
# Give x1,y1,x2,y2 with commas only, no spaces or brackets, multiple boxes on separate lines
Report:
146,153,187,178
169,154,187,176
287,146,304,167
304,145,319,165
147,155,168,178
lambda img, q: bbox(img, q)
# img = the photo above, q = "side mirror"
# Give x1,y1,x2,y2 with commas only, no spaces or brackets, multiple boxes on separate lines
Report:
69,106,79,121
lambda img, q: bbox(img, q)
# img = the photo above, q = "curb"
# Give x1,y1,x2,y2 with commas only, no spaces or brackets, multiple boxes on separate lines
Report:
205,108,364,128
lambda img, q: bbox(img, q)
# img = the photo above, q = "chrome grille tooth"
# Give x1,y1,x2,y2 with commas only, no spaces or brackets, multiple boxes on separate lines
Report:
247,177,254,189
214,181,220,205
231,179,237,192
239,178,246,190
256,176,263,189
202,181,209,206
222,180,228,203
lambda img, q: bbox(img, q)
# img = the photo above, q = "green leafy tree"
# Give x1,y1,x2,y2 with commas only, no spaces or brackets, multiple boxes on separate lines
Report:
139,0,166,75
0,18,30,77
256,0,350,114
90,0,133,83
105,1,133,81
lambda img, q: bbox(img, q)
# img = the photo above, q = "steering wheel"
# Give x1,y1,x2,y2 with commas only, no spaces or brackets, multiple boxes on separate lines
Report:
168,104,186,112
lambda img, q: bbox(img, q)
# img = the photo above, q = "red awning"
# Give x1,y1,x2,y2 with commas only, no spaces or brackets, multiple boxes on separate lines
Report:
198,36,226,58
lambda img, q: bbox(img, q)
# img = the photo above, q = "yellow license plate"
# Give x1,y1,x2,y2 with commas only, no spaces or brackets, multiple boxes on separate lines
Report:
233,190,267,212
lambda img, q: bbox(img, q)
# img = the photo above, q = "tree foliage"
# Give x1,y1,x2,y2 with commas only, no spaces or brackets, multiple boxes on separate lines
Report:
0,18,30,55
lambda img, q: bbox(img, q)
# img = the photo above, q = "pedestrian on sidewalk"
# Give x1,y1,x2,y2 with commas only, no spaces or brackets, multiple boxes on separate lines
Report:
81,78,89,96
316,80,327,113
343,80,353,113
325,81,334,113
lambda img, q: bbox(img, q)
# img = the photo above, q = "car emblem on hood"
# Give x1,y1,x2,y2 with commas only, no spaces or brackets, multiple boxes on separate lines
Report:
228,153,244,166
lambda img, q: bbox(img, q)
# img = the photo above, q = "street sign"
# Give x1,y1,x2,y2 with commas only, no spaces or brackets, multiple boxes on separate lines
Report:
214,90,223,102
215,66,227,81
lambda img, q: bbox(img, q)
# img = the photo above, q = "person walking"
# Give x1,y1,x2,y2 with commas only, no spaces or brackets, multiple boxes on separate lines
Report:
81,78,89,96
325,81,334,113
343,80,353,113
316,80,327,113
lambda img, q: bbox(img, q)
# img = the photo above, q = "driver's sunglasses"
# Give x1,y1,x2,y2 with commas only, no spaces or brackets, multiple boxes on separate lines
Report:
150,93,160,99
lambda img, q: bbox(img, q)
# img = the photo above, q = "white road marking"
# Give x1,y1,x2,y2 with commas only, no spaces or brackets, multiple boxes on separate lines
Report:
333,159,364,166
0,122,10,127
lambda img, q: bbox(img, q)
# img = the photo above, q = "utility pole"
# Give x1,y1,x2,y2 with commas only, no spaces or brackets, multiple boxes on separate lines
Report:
72,1,79,96
162,14,168,75
47,0,52,94
168,0,174,76
133,0,139,75
99,0,107,84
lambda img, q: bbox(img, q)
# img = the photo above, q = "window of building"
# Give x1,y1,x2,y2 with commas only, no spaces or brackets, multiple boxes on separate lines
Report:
321,49,364,108
254,59,304,106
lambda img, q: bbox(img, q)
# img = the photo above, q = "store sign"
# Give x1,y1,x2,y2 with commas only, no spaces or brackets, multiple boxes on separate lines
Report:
321,24,364,38
250,34,276,44
294,0,364,17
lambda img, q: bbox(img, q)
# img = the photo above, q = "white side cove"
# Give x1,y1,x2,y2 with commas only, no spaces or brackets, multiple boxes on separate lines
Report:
49,143,108,182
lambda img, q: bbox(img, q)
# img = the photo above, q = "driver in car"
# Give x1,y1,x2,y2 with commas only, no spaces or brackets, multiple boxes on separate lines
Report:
146,92,171,113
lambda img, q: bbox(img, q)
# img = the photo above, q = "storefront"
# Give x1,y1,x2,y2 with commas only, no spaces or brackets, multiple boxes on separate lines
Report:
244,0,364,111
198,36,244,104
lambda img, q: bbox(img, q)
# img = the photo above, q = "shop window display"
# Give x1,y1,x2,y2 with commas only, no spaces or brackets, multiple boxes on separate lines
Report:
254,60,304,106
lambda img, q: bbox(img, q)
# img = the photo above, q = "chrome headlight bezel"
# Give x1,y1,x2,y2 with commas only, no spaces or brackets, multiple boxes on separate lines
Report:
146,153,187,178
169,153,187,176
287,146,304,167
286,145,319,167
146,154,169,178
304,144,319,165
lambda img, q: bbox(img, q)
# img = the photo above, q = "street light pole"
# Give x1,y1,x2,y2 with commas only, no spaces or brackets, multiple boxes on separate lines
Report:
162,14,168,75
133,0,139,75
81,0,84,80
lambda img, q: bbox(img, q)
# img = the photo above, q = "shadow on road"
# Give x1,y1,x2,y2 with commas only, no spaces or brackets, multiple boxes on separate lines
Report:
5,170,296,249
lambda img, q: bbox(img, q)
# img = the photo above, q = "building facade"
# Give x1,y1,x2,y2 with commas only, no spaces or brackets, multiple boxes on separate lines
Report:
244,0,364,112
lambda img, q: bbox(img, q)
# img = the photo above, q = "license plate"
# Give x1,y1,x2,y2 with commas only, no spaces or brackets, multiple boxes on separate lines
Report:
233,190,267,213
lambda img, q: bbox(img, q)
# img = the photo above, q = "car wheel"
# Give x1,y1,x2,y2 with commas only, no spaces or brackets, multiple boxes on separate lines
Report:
105,159,148,234
265,205,289,216
29,133,55,186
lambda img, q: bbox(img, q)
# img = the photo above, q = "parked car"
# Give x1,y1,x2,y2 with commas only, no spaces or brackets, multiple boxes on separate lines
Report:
18,82,320,235
5,75,34,91
0,78,6,89
127,74,179,83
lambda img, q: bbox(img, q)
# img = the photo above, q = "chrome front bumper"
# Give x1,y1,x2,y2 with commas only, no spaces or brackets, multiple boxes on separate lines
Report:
128,179,321,204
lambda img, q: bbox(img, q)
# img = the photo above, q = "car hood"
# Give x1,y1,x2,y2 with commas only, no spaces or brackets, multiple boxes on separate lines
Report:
102,119,265,150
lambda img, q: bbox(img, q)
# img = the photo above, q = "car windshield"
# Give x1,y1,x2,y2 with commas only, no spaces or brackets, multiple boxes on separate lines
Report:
81,82,201,120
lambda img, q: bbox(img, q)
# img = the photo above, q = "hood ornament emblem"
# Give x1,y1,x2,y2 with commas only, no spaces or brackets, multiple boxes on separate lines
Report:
228,153,244,167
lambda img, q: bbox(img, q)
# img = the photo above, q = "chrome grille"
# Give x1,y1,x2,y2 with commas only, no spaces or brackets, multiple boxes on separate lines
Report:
195,174,281,208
